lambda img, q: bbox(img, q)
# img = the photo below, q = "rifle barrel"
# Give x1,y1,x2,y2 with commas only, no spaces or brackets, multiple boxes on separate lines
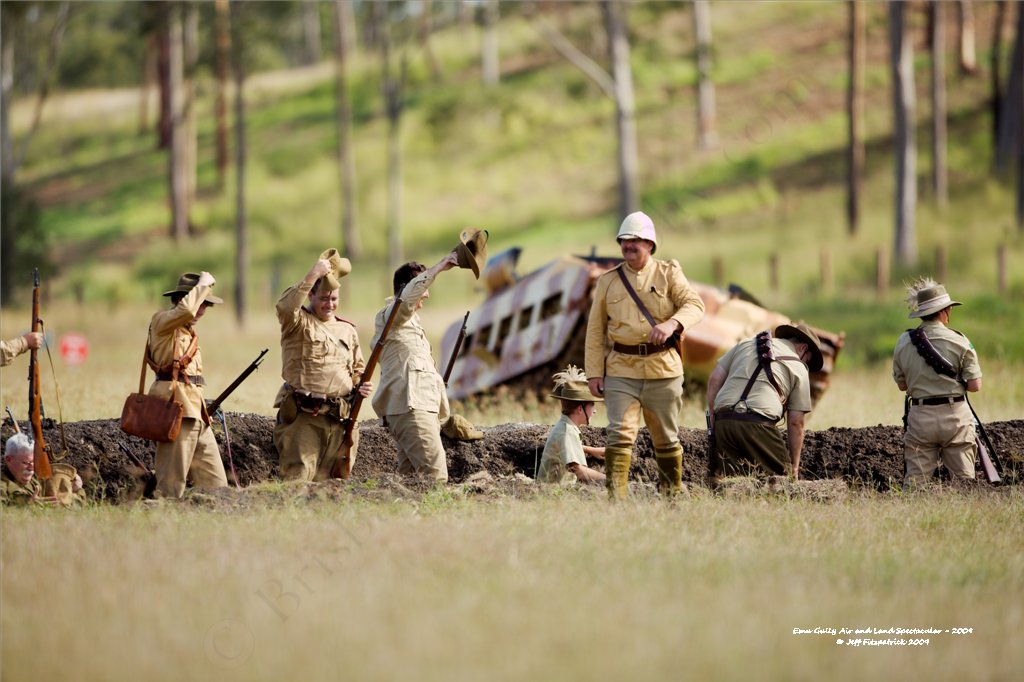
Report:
207,349,269,414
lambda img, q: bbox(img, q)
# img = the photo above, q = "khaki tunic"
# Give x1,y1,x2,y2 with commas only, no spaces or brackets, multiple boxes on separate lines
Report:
371,270,449,480
584,259,706,381
1,336,29,367
148,285,227,498
892,321,982,484
274,280,365,481
537,415,587,485
1,466,42,505
712,336,813,420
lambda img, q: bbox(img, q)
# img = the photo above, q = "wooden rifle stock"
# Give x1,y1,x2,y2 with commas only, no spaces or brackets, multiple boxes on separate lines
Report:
442,311,470,386
28,269,52,480
966,396,1003,484
330,296,404,479
207,349,269,415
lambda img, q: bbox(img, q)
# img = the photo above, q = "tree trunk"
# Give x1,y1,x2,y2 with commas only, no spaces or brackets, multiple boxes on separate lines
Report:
481,0,499,87
991,0,1007,160
692,0,718,150
232,2,248,328
157,10,171,151
183,2,198,217
379,0,404,271
215,0,230,191
302,0,322,66
957,0,978,75
138,33,156,135
168,5,189,243
419,0,443,82
930,1,948,209
1,13,16,187
890,2,917,266
997,3,1023,174
847,0,865,235
333,0,361,258
603,0,639,218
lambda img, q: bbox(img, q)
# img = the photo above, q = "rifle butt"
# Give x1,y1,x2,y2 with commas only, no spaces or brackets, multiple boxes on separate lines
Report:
977,437,1001,484
330,423,356,479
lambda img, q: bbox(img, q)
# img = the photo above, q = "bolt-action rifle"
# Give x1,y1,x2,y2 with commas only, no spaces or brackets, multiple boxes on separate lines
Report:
206,349,269,415
966,396,1003,484
442,311,470,386
28,269,52,481
330,296,403,479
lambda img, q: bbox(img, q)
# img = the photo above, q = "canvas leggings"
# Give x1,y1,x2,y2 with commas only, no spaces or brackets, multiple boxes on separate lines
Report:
386,409,449,481
903,402,976,484
155,417,228,498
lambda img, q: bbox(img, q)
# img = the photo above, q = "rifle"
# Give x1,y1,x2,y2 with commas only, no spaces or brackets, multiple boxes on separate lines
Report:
705,409,716,476
206,348,269,415
5,406,21,434
28,269,52,481
966,396,1003,484
330,296,403,479
118,441,157,498
442,311,470,386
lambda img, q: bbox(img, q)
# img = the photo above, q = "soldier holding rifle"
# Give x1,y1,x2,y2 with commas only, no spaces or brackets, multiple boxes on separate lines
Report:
148,272,228,498
893,279,982,486
1,332,43,367
373,235,485,481
274,250,371,481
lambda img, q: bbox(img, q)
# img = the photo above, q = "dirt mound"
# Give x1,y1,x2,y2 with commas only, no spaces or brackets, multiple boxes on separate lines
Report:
7,416,1021,504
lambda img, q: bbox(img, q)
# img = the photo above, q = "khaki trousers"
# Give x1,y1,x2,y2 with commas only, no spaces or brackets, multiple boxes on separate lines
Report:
604,376,684,450
155,417,228,499
710,418,789,482
904,402,976,484
386,409,448,481
275,411,358,482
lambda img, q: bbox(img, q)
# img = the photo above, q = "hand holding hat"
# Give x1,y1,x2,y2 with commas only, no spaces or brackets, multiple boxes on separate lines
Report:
453,228,489,279
318,248,353,292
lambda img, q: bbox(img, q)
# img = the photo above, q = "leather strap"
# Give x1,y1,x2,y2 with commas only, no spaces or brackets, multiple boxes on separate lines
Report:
613,341,671,356
910,395,966,406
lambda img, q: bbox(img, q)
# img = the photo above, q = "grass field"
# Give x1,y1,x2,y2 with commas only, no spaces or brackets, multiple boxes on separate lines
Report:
3,491,1022,681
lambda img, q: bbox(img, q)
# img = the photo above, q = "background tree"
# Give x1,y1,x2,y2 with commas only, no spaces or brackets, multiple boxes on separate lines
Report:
847,0,865,236
301,0,322,66
480,0,499,87
692,0,718,150
890,1,916,266
232,0,249,327
956,0,978,75
929,0,948,210
333,0,362,259
377,0,409,271
990,0,1008,159
167,2,188,242
215,0,230,191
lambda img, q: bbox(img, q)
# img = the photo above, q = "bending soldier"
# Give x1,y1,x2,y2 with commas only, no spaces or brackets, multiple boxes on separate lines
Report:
149,272,228,498
584,211,706,500
274,251,371,481
706,323,823,484
892,279,982,486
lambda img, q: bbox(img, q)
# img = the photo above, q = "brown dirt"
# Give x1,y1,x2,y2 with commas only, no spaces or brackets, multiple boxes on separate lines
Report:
6,416,1021,505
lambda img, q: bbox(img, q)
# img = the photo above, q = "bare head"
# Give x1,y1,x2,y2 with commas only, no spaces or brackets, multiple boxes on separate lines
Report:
4,433,35,485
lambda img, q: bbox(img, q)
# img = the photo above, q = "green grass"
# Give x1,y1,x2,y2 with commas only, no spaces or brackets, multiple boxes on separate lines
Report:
3,492,1022,681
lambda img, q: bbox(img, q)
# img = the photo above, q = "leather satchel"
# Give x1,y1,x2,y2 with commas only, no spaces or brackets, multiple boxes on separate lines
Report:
119,341,183,443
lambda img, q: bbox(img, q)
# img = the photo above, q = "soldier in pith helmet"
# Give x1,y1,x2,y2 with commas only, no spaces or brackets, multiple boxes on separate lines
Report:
892,278,982,486
584,211,706,500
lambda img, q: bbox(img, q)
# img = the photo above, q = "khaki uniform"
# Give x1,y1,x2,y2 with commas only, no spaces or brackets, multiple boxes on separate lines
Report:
537,414,587,485
148,285,228,498
893,321,982,484
710,336,813,479
371,270,450,481
584,259,705,497
1,336,29,367
1,466,43,505
274,280,365,481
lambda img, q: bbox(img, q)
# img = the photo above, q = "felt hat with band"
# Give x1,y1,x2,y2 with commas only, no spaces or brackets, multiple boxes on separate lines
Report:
548,365,602,403
774,322,824,373
318,248,352,292
908,283,961,319
163,273,224,304
454,228,489,279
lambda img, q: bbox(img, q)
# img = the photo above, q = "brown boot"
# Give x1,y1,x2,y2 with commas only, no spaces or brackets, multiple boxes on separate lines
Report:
604,446,632,501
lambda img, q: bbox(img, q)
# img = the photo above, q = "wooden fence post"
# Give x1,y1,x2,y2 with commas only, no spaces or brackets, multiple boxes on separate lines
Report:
935,244,946,283
820,247,833,293
769,253,779,292
875,247,888,297
712,256,724,288
997,243,1007,295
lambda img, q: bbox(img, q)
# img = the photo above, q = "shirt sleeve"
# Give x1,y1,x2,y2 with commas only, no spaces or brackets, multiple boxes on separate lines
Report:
667,261,706,332
584,276,611,379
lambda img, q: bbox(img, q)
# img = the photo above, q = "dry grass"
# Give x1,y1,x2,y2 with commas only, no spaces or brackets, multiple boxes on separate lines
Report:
2,491,1022,681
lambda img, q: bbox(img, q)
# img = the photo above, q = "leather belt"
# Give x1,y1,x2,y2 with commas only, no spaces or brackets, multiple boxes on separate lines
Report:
613,341,670,356
910,395,966,406
155,373,205,386
715,410,778,424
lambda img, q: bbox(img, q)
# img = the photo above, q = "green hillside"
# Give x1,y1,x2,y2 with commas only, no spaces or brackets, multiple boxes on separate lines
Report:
6,1,1023,365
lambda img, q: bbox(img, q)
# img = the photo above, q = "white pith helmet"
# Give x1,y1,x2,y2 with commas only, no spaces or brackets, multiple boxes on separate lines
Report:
616,211,657,254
